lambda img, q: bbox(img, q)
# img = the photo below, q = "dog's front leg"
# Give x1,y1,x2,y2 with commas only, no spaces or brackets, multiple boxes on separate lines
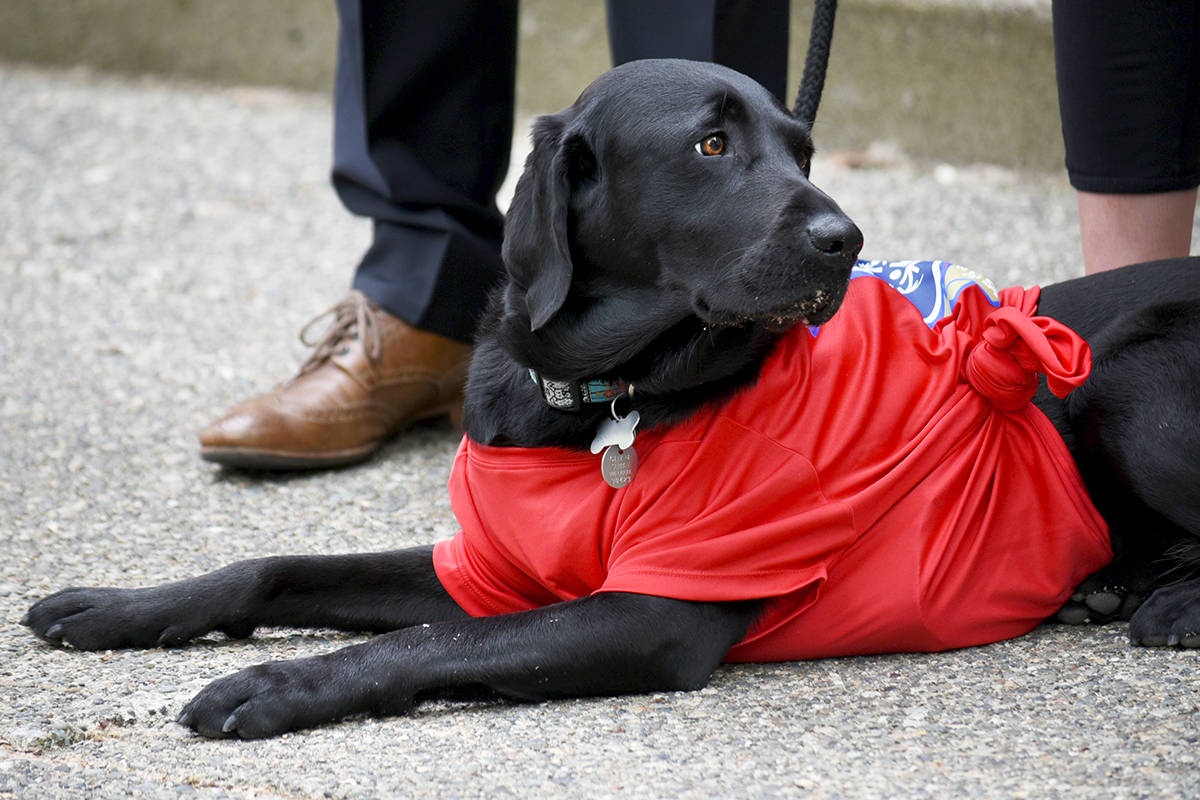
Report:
178,592,759,739
23,546,465,650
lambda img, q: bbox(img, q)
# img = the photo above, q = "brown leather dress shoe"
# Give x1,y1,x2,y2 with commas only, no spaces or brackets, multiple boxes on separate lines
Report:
200,291,470,470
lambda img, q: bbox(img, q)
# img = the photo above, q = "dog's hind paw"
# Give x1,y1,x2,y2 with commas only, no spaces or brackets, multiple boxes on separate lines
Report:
1129,576,1200,647
1056,583,1144,625
1054,563,1156,625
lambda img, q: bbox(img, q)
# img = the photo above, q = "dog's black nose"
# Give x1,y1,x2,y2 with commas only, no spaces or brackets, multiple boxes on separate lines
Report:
807,215,863,258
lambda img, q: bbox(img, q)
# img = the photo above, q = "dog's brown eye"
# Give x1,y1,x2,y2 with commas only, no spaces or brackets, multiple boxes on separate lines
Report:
696,134,726,156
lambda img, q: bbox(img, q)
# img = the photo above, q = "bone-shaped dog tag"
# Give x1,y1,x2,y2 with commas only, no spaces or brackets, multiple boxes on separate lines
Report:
589,409,640,454
600,444,638,489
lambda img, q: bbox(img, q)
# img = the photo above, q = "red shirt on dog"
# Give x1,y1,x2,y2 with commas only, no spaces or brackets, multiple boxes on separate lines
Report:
434,262,1111,661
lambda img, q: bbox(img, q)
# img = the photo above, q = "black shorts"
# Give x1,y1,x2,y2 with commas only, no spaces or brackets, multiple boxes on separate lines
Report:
1053,0,1200,194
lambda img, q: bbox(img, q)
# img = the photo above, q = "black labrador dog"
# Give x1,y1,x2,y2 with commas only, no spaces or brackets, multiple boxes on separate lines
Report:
23,60,1200,739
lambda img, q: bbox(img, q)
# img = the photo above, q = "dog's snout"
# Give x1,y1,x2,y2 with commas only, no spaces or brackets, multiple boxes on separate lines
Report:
806,215,864,259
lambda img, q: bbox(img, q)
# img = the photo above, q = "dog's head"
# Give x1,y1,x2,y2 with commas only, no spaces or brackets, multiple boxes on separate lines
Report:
502,58,863,333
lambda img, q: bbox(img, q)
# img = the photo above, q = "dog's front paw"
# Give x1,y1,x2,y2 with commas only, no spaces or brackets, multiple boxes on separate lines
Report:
22,585,237,651
178,654,396,739
1129,577,1200,647
177,662,307,739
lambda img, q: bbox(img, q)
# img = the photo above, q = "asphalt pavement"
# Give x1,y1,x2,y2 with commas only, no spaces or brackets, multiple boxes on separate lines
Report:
2,64,1199,799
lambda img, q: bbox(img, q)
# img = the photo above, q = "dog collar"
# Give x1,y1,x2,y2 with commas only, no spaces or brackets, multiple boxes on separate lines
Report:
528,369,629,412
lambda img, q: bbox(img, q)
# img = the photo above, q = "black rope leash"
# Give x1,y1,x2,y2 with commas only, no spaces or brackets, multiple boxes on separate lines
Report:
793,0,839,125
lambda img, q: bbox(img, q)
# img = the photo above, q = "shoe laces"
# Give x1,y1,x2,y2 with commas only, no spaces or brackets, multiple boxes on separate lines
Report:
296,290,383,375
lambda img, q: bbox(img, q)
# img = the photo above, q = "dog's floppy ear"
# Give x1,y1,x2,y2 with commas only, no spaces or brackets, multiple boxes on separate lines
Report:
503,111,595,331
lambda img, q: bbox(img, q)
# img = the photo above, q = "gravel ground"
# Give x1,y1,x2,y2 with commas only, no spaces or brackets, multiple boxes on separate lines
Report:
2,64,1199,799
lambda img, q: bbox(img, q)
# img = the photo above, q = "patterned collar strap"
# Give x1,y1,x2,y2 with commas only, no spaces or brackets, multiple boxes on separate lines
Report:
528,369,629,412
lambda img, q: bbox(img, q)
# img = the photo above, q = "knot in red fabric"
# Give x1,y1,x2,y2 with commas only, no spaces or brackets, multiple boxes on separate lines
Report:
963,305,1092,412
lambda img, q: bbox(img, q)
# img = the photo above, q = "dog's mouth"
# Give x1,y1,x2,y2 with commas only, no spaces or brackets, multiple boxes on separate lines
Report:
756,291,840,330
696,288,843,332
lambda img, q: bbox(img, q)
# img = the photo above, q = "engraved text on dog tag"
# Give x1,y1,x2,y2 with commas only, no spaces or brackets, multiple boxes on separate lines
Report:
601,444,638,489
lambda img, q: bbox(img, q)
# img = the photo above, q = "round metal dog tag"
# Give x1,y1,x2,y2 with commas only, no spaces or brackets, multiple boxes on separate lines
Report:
601,445,638,489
